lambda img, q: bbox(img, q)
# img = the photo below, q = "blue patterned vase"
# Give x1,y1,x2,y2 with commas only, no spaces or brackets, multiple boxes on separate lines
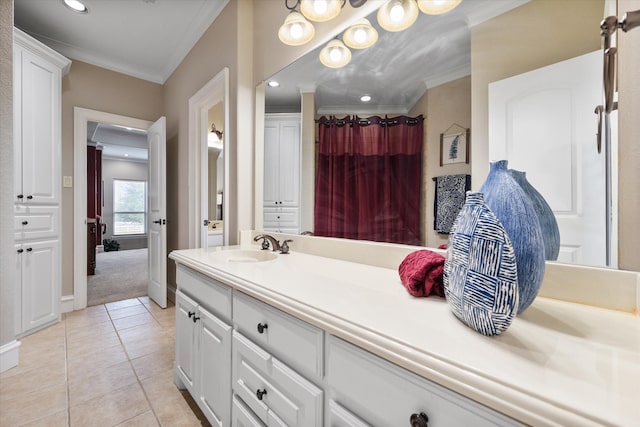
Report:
480,160,545,314
443,192,519,336
509,169,560,261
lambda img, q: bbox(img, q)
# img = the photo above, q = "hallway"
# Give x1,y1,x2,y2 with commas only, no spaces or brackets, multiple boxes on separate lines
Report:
0,297,209,426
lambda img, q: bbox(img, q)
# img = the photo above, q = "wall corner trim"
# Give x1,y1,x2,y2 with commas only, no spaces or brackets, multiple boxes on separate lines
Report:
0,340,21,373
61,295,75,314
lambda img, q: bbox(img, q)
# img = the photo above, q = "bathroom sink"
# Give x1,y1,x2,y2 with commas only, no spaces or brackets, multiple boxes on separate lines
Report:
214,249,278,263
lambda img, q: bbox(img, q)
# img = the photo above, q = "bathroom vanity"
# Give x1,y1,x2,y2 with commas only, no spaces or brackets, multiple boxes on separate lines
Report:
169,233,640,426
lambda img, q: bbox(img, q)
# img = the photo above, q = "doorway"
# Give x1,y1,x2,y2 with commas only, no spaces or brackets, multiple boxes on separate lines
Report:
86,122,150,306
73,108,163,310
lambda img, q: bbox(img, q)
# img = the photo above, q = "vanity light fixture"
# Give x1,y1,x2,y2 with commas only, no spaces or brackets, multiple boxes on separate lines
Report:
278,10,316,46
300,0,344,22
63,0,88,13
319,39,352,68
343,18,378,49
360,95,372,102
377,0,419,32
416,0,462,15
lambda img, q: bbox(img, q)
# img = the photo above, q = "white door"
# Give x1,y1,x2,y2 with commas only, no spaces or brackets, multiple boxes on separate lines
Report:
489,50,609,266
147,117,167,308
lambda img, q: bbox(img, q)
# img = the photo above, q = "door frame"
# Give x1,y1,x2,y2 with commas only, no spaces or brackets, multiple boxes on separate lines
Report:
188,67,229,249
73,107,153,310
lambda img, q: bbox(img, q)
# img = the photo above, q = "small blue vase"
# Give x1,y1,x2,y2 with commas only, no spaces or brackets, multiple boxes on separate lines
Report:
509,170,560,261
443,192,519,336
479,160,545,314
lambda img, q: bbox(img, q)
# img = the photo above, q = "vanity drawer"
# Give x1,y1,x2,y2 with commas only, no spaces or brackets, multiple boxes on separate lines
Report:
232,331,323,427
233,291,323,380
328,400,371,427
232,394,265,427
176,264,232,322
263,207,299,226
14,205,59,241
326,335,521,427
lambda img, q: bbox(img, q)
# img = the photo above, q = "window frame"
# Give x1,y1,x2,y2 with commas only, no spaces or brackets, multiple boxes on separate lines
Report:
112,178,147,237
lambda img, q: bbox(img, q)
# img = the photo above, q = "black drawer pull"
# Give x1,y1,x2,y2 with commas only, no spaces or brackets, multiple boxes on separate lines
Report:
17,194,24,199
26,195,33,200
17,249,24,254
256,389,267,401
257,323,268,334
22,220,28,225
188,311,195,318
192,315,200,323
410,412,429,427
26,247,33,252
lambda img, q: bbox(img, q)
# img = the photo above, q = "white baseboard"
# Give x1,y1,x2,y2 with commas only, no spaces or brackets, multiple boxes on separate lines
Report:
61,295,74,313
0,340,21,373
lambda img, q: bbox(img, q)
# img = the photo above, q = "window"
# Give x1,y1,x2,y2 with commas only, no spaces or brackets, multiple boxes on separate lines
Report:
113,179,146,235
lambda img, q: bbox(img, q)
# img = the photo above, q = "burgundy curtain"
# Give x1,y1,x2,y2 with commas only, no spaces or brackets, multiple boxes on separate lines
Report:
314,115,423,245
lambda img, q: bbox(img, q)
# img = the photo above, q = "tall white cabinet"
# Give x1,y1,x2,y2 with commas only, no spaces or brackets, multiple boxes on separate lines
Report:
263,113,301,234
13,28,70,337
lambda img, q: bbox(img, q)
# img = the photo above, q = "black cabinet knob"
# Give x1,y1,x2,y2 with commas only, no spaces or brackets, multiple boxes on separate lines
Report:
192,315,200,323
26,195,33,200
17,194,24,199
26,247,33,252
17,249,24,254
188,311,195,318
22,220,28,225
256,389,267,401
257,323,268,334
410,412,429,427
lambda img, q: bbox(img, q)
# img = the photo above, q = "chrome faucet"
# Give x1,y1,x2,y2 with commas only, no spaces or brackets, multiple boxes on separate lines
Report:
254,234,281,252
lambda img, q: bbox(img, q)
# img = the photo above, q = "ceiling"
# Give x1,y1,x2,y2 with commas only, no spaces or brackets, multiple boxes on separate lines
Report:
88,122,149,161
265,0,528,114
14,0,229,84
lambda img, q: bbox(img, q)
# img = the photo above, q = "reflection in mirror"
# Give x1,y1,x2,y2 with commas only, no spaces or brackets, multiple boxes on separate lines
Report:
207,102,224,247
260,0,614,268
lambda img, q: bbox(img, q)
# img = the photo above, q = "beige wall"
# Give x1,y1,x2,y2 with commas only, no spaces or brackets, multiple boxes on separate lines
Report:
470,0,603,187
60,60,164,296
618,0,640,271
1,0,14,346
411,77,471,249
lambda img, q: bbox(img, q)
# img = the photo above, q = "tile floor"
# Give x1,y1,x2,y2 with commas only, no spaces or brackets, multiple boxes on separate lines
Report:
0,297,210,427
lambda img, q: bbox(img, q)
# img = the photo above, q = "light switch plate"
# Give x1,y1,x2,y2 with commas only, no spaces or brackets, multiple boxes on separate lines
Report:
63,176,73,188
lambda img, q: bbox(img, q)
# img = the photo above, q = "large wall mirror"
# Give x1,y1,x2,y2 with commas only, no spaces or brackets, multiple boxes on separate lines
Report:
257,0,619,270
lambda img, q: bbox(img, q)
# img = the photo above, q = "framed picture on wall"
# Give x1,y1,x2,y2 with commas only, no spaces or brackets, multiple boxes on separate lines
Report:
440,127,470,166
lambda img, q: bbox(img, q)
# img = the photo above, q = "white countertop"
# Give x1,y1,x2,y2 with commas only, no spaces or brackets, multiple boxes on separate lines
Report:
169,245,640,426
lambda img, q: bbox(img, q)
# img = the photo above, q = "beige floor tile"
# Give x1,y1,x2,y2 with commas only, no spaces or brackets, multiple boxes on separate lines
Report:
141,374,205,427
1,342,66,380
109,304,151,320
69,382,150,427
0,382,67,427
113,312,159,331
67,344,129,383
0,361,66,402
66,329,121,357
65,308,111,331
106,298,144,311
131,349,175,381
68,360,138,407
122,332,175,360
118,323,167,344
115,410,160,427
137,295,151,304
65,318,115,341
19,409,69,427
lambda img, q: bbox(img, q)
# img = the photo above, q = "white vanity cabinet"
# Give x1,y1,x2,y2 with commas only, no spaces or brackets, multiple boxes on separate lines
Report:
325,336,521,427
13,28,70,337
175,266,233,427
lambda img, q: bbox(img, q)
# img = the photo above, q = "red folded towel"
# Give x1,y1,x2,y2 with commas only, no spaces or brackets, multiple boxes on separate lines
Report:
398,250,445,298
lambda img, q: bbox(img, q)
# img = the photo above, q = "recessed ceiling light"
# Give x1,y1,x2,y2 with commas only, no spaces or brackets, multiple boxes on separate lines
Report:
268,81,280,88
63,0,88,13
360,95,372,102
124,153,129,157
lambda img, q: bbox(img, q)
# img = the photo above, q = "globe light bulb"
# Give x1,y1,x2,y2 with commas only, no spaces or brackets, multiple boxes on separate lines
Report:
290,23,303,40
354,28,367,44
390,3,405,22
329,47,342,62
313,0,328,14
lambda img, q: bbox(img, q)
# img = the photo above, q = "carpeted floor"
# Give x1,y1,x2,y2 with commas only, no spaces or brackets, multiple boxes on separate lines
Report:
87,248,148,306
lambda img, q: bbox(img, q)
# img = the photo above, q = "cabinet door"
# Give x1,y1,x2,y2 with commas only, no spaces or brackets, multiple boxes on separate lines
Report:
197,305,232,427
277,121,301,207
263,123,280,207
20,240,59,334
14,245,23,337
13,45,23,202
19,49,60,205
232,395,266,427
175,290,198,395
